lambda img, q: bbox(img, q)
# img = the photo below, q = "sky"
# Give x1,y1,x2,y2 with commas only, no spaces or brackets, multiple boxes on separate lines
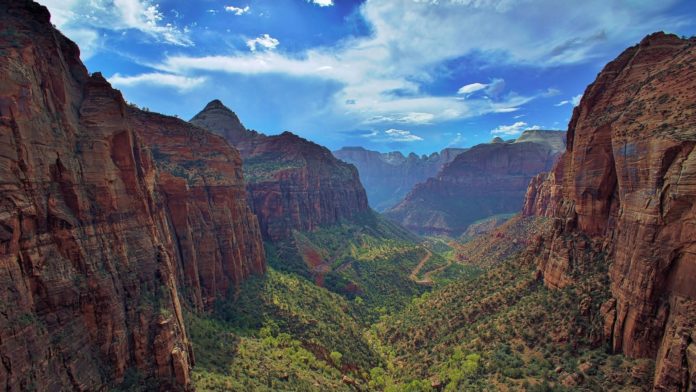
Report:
39,0,696,154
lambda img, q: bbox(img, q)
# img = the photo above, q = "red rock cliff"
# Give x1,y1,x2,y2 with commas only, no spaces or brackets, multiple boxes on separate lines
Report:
191,101,370,241
386,130,565,235
523,32,696,390
0,1,264,390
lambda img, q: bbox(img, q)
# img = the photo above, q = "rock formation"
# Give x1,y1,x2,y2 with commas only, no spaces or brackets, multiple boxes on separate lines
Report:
191,101,370,241
523,32,696,390
385,130,565,235
333,146,467,211
0,1,264,390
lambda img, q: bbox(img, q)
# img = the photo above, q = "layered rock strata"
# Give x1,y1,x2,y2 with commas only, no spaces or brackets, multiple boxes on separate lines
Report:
386,130,565,235
0,2,265,390
191,101,370,241
523,32,696,390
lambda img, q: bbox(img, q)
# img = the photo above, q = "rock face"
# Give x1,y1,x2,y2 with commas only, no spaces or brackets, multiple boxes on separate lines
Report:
333,146,467,211
385,130,565,235
523,33,696,390
191,101,370,241
0,2,264,390
128,108,266,309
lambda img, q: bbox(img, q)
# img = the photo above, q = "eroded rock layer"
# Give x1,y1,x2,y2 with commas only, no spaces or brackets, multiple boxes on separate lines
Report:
523,32,696,390
0,1,265,390
191,101,370,241
385,130,565,235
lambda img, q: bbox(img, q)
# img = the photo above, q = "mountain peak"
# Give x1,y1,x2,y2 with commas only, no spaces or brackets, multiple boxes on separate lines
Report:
203,99,231,111
190,100,247,143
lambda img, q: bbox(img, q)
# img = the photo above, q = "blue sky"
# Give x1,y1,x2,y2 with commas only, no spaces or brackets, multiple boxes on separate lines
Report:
40,0,695,154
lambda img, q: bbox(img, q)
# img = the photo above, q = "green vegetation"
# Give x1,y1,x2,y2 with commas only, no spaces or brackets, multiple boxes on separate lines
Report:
243,152,304,182
266,212,431,319
187,214,645,391
214,269,379,370
188,313,351,391
369,219,650,391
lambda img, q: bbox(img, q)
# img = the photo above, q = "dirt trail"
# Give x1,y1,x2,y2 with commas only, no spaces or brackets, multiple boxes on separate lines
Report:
410,245,457,285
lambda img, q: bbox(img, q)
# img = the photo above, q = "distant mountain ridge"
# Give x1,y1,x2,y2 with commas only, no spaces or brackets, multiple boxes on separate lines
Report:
190,101,370,241
333,146,467,211
385,130,566,235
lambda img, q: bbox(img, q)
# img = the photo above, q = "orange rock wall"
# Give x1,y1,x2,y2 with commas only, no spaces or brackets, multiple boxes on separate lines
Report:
523,33,696,390
0,1,264,390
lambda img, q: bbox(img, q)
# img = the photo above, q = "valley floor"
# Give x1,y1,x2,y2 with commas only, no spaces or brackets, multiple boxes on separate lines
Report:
185,214,652,392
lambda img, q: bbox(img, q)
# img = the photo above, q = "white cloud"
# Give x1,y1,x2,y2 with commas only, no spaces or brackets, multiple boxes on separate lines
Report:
225,5,250,15
66,0,682,127
308,0,334,6
384,129,423,142
491,121,541,136
363,129,423,142
246,34,280,51
457,82,488,95
555,93,583,107
108,72,206,91
39,0,193,56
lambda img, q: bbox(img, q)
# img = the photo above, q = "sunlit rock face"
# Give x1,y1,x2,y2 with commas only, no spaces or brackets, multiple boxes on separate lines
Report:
523,32,696,391
191,101,370,241
0,1,265,390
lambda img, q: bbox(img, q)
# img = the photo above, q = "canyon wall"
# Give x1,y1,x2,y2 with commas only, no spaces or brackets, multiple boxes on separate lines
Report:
0,2,264,390
191,100,370,241
386,130,565,235
523,32,696,390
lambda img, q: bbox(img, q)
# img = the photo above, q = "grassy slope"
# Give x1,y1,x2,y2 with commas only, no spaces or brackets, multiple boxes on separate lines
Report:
369,217,652,391
266,211,434,319
188,213,648,392
188,268,373,391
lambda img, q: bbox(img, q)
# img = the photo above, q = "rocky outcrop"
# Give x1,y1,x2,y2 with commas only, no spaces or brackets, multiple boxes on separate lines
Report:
333,146,467,211
0,1,264,390
385,130,565,235
191,101,370,241
523,32,696,390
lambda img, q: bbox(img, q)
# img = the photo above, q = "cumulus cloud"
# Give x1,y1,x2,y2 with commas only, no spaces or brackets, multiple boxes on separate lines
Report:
246,34,280,51
384,129,423,142
457,79,506,97
308,0,334,7
457,82,488,95
225,5,250,15
39,0,193,57
363,129,423,142
109,72,206,91
555,94,583,107
491,121,541,136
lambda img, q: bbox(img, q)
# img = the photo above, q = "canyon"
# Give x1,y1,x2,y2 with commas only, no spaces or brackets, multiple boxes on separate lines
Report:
1,0,695,391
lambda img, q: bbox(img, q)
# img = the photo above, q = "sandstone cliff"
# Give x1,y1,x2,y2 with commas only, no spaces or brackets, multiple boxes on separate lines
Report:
385,130,565,235
523,32,696,390
333,146,467,211
0,1,264,390
191,101,370,241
